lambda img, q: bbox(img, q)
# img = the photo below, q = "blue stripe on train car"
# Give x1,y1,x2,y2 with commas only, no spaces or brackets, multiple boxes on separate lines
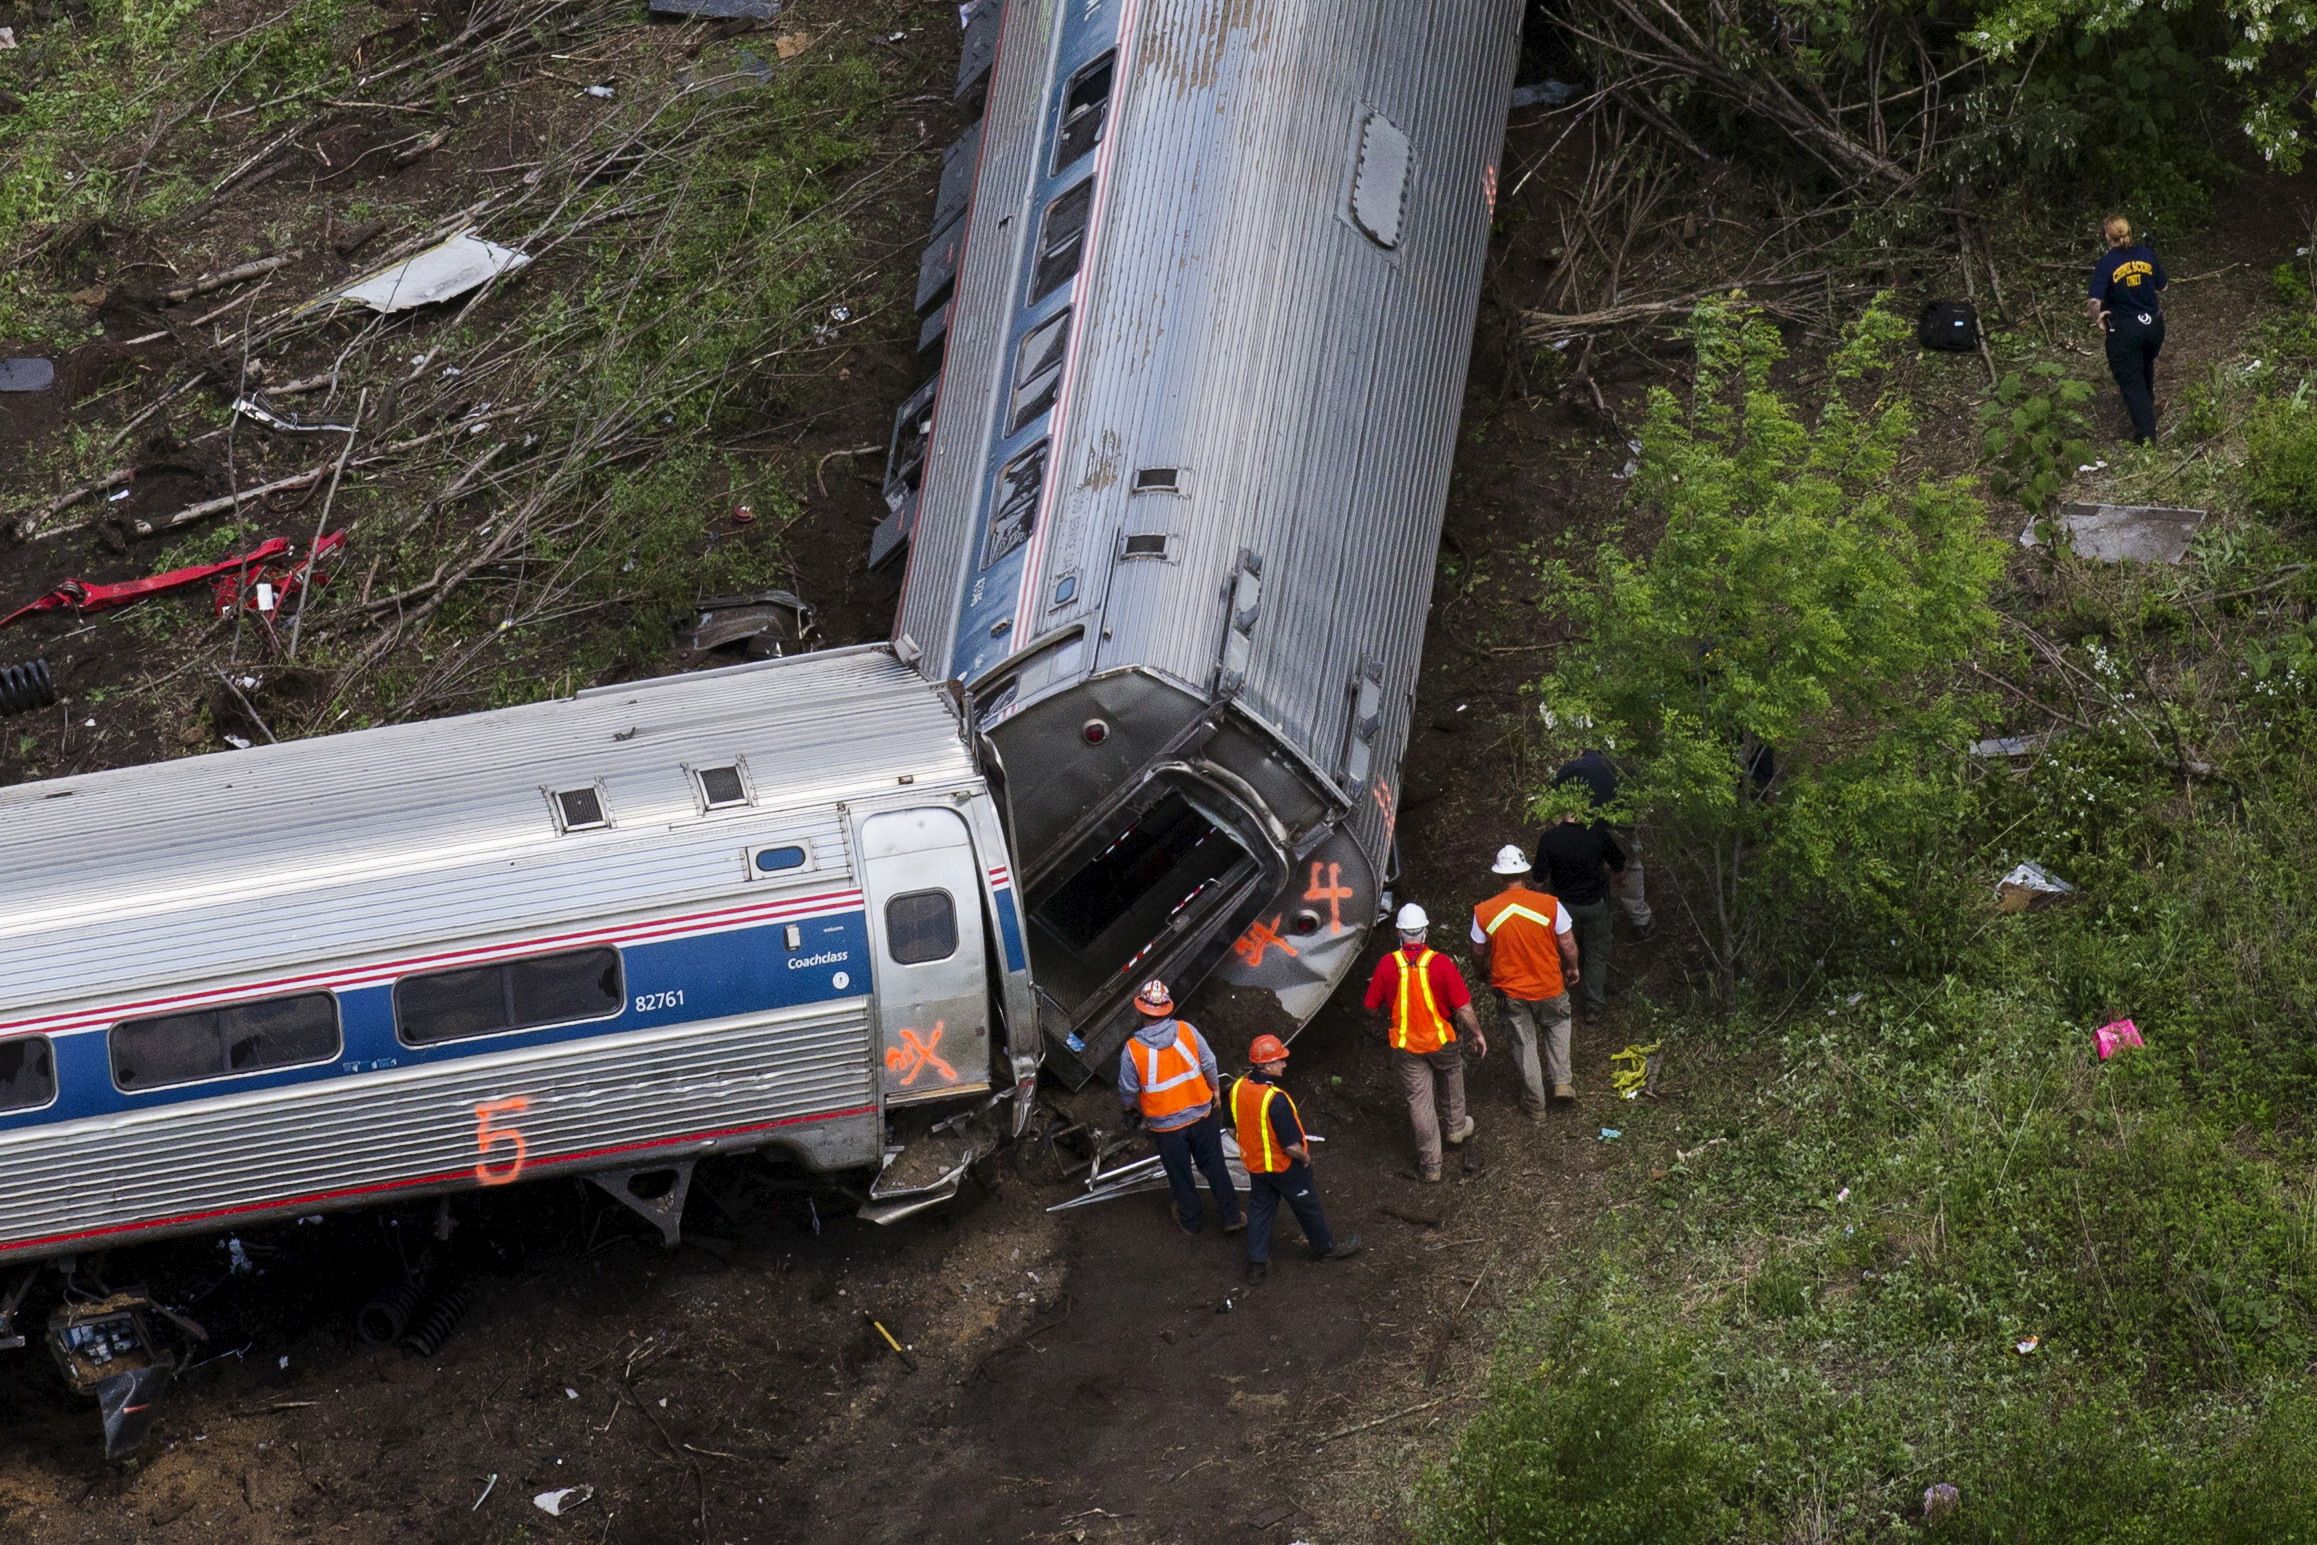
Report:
0,911,872,1135
993,887,1027,973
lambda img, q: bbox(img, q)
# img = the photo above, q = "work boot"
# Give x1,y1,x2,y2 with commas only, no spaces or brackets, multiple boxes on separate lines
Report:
1246,1260,1270,1286
1444,1116,1476,1146
1410,1163,1443,1184
1552,1083,1576,1105
1171,1203,1202,1236
1318,1237,1365,1262
1524,1105,1549,1125
1222,1215,1248,1235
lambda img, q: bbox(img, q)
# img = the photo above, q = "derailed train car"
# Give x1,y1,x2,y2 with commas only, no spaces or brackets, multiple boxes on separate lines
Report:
0,647,1036,1447
879,0,1522,1082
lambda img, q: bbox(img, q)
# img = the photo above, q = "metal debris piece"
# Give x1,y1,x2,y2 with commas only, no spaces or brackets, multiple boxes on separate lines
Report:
1968,733,2052,759
233,396,353,434
336,232,530,314
1047,1128,1307,1213
676,590,814,659
1994,861,2075,914
649,0,780,16
533,1487,594,1517
2,536,342,630
1510,79,1577,108
0,357,56,393
2020,502,2207,564
0,658,55,716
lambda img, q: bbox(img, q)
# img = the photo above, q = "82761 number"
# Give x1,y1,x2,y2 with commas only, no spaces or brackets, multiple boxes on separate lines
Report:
633,989,686,1013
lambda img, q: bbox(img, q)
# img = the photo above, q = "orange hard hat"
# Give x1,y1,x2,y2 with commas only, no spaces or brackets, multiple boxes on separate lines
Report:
1247,1034,1290,1064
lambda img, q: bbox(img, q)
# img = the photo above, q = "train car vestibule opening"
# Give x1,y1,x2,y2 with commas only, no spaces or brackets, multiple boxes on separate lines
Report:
1025,786,1263,1013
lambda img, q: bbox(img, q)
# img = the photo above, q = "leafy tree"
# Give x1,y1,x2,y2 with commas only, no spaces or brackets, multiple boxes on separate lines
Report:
1532,299,2005,1001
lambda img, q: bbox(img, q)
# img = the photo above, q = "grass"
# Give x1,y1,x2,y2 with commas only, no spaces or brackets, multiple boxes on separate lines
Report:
1420,254,2317,1542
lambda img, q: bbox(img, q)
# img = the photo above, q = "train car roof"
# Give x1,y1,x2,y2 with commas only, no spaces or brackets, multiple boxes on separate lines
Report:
900,0,1517,814
0,645,973,1019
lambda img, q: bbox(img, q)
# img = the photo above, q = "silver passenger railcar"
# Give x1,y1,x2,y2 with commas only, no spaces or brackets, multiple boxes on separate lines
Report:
0,645,1035,1313
880,0,1522,1080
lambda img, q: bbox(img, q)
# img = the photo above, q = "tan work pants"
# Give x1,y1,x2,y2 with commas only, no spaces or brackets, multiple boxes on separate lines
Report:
1499,992,1573,1110
1393,1044,1467,1173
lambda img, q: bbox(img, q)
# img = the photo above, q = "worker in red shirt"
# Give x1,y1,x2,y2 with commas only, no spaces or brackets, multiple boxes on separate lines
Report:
1362,903,1486,1183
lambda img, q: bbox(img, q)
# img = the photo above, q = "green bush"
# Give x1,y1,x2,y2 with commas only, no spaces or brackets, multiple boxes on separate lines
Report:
2239,400,2317,523
1421,1295,1738,1545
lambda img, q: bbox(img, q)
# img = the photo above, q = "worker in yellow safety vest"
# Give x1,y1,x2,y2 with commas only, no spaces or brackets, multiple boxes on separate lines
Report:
1116,978,1244,1236
1472,843,1582,1118
1230,1034,1363,1285
1361,904,1486,1183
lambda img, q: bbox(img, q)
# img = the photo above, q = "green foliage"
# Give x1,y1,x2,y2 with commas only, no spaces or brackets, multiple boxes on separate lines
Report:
1420,1293,1737,1545
2239,396,2317,523
1980,364,2097,516
1533,298,2005,995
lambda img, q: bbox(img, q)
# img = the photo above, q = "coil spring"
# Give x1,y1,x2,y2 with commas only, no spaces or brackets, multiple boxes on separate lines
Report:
356,1278,428,1348
400,1283,470,1357
0,659,54,717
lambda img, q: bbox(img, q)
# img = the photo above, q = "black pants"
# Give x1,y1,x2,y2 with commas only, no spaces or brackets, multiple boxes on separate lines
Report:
1151,1113,1241,1230
1245,1162,1334,1263
2105,309,2165,443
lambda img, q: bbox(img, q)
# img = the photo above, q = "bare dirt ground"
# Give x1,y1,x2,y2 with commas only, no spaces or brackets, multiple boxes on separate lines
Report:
6,2,2305,1537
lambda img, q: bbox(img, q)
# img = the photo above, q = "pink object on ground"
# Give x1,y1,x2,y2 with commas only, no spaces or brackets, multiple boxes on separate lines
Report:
2094,1019,2145,1060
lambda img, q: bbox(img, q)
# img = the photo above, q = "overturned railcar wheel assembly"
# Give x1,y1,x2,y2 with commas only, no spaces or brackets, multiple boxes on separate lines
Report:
882,0,1523,1081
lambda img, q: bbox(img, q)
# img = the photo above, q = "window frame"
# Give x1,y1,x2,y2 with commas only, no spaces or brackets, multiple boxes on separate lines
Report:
883,889,961,965
1030,179,1096,304
1052,52,1116,173
0,1035,58,1115
550,783,611,833
691,761,754,813
392,946,628,1049
1008,308,1072,434
981,441,1049,569
109,993,343,1095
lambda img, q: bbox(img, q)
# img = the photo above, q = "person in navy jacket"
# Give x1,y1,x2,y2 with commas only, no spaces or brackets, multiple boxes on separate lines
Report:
2087,214,2169,443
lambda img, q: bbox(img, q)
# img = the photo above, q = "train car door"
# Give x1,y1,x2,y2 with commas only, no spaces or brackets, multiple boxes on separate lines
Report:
856,806,993,1105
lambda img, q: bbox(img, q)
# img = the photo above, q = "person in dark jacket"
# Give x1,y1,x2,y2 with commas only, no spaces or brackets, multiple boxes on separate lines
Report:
1554,749,1652,938
1536,811,1625,1018
2087,214,2168,444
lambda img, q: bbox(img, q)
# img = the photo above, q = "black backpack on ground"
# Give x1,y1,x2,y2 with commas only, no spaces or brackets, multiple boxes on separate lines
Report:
1919,300,1980,352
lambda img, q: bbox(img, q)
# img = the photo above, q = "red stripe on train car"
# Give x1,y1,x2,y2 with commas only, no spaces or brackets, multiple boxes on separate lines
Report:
0,1104,878,1257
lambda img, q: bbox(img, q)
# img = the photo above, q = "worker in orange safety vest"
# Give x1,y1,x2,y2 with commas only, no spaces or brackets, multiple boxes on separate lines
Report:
1361,904,1486,1183
1230,1034,1363,1285
1116,978,1244,1236
1472,843,1582,1118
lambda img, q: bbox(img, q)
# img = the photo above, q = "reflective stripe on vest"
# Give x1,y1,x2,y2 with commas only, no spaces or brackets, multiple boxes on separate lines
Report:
1134,1023,1214,1120
1231,1078,1296,1174
1482,903,1558,936
1390,948,1453,1052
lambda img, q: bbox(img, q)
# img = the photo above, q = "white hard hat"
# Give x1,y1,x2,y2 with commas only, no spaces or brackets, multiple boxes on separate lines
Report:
1492,844,1531,876
1395,902,1430,933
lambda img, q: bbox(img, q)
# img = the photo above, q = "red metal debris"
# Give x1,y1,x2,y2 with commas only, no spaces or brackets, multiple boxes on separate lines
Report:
0,534,346,630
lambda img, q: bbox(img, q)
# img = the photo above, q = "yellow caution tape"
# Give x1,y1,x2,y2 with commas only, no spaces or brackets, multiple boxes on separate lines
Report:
1609,1042,1661,1100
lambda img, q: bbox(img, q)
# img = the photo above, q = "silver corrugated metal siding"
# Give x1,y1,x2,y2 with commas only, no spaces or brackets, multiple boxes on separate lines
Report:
0,645,973,1017
898,0,1519,878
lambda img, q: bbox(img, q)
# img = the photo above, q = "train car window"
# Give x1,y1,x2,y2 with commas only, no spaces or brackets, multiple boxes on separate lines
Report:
111,993,341,1092
0,1036,56,1113
552,786,609,832
753,844,809,874
1054,53,1115,171
1008,309,1071,433
1350,110,1411,249
885,890,959,964
1031,180,1095,303
981,442,1048,567
1132,467,1181,493
695,764,750,810
395,947,624,1046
